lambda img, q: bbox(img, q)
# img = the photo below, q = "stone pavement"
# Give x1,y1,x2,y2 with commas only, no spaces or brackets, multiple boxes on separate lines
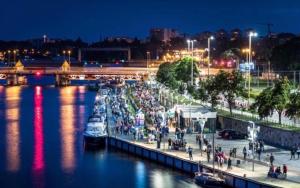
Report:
113,131,300,188
106,94,300,188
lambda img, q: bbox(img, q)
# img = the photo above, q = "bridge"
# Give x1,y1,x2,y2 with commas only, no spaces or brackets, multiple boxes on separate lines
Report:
0,62,157,86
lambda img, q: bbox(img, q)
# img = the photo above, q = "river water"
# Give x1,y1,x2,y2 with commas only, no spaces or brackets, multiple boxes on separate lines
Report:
0,84,200,188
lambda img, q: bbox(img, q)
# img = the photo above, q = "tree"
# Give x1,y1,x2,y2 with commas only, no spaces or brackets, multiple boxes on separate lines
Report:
156,62,178,89
272,77,291,124
216,70,245,115
251,77,291,124
251,87,274,120
175,57,199,84
194,78,220,110
286,92,300,125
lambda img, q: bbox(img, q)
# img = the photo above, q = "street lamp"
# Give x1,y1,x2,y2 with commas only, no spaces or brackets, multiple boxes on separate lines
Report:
248,32,257,106
63,50,66,60
207,36,214,77
198,117,207,156
67,50,71,64
146,51,150,73
13,50,17,64
187,39,196,85
7,50,11,66
247,121,260,172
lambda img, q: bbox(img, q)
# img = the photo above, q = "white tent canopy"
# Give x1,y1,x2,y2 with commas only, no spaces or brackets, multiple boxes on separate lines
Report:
175,105,217,119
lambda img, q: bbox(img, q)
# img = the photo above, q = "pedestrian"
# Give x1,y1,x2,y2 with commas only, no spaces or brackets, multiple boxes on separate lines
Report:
199,138,202,150
188,146,193,160
196,134,200,143
283,164,287,178
257,147,261,161
227,157,232,170
207,149,211,163
243,146,247,160
260,140,264,152
297,146,300,159
290,148,295,160
168,138,172,150
270,153,274,166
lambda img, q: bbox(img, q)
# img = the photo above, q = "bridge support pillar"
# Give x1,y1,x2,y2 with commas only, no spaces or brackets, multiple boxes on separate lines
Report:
6,74,27,86
55,74,70,86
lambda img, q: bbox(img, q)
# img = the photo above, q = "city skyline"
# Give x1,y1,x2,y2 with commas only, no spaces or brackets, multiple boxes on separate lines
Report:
0,0,300,42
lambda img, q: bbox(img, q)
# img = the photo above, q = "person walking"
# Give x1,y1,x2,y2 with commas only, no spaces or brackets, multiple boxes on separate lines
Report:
297,146,300,159
207,148,211,163
227,157,232,170
243,146,247,160
257,147,262,161
283,164,287,178
270,153,274,166
188,146,193,160
290,148,295,160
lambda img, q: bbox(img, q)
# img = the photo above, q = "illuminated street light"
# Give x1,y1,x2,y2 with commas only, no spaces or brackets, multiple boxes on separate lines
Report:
248,32,258,106
13,50,17,64
7,50,11,66
187,40,196,85
63,50,66,60
207,36,214,77
67,50,71,64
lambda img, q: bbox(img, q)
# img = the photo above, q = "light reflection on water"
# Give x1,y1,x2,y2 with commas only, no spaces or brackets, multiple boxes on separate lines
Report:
60,87,76,172
0,85,200,188
32,86,45,187
5,87,21,172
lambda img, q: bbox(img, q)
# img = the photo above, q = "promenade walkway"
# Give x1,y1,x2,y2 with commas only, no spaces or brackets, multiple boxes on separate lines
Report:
114,132,300,188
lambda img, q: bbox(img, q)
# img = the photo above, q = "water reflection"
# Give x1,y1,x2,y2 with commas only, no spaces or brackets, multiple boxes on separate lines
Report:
32,86,45,187
5,87,21,172
135,161,146,188
60,87,76,172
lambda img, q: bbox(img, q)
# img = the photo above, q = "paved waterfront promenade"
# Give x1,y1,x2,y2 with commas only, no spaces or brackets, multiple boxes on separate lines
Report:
113,132,300,188
106,94,300,188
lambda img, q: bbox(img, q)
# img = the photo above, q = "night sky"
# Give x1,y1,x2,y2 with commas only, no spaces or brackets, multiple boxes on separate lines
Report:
1,0,299,42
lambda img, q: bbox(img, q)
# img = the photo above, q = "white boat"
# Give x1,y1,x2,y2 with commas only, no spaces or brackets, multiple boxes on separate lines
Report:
194,172,225,188
83,115,107,146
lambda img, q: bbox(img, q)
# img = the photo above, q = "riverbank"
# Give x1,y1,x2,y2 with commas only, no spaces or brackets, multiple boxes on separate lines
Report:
108,133,300,188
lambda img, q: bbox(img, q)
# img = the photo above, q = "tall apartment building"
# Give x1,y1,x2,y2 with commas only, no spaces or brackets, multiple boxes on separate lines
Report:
149,28,179,42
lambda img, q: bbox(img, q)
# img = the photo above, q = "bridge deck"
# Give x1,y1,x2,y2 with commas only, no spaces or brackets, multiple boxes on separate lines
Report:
0,67,158,75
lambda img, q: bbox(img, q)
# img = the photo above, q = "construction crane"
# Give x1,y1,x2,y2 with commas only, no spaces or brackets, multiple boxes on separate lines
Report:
257,23,274,37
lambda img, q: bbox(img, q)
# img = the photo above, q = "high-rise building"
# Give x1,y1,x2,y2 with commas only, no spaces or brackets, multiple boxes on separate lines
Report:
149,28,179,43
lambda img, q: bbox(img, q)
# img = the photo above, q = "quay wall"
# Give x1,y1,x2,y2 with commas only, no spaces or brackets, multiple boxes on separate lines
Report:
108,137,278,188
218,115,300,149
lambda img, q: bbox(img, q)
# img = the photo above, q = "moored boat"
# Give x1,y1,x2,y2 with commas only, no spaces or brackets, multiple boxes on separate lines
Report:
194,172,225,188
83,115,107,147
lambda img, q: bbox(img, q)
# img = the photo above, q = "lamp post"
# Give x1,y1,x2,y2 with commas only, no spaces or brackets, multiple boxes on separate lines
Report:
187,40,196,85
207,36,214,77
248,121,260,172
67,50,71,64
146,51,150,74
248,32,257,106
198,117,207,156
63,50,66,60
7,50,11,66
13,50,17,64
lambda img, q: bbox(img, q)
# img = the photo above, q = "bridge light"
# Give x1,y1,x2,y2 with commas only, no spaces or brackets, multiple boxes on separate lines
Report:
36,71,41,76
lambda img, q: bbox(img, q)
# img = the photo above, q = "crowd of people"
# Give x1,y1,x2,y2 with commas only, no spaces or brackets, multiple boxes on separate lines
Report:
268,164,288,179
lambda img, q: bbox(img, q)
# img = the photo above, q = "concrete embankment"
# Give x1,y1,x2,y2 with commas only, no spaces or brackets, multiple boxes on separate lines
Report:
108,137,279,188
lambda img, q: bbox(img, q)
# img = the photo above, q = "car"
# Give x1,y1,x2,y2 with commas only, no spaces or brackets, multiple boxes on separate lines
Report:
218,129,247,140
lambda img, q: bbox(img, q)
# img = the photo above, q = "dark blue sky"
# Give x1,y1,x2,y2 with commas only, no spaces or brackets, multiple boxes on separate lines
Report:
0,0,299,42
